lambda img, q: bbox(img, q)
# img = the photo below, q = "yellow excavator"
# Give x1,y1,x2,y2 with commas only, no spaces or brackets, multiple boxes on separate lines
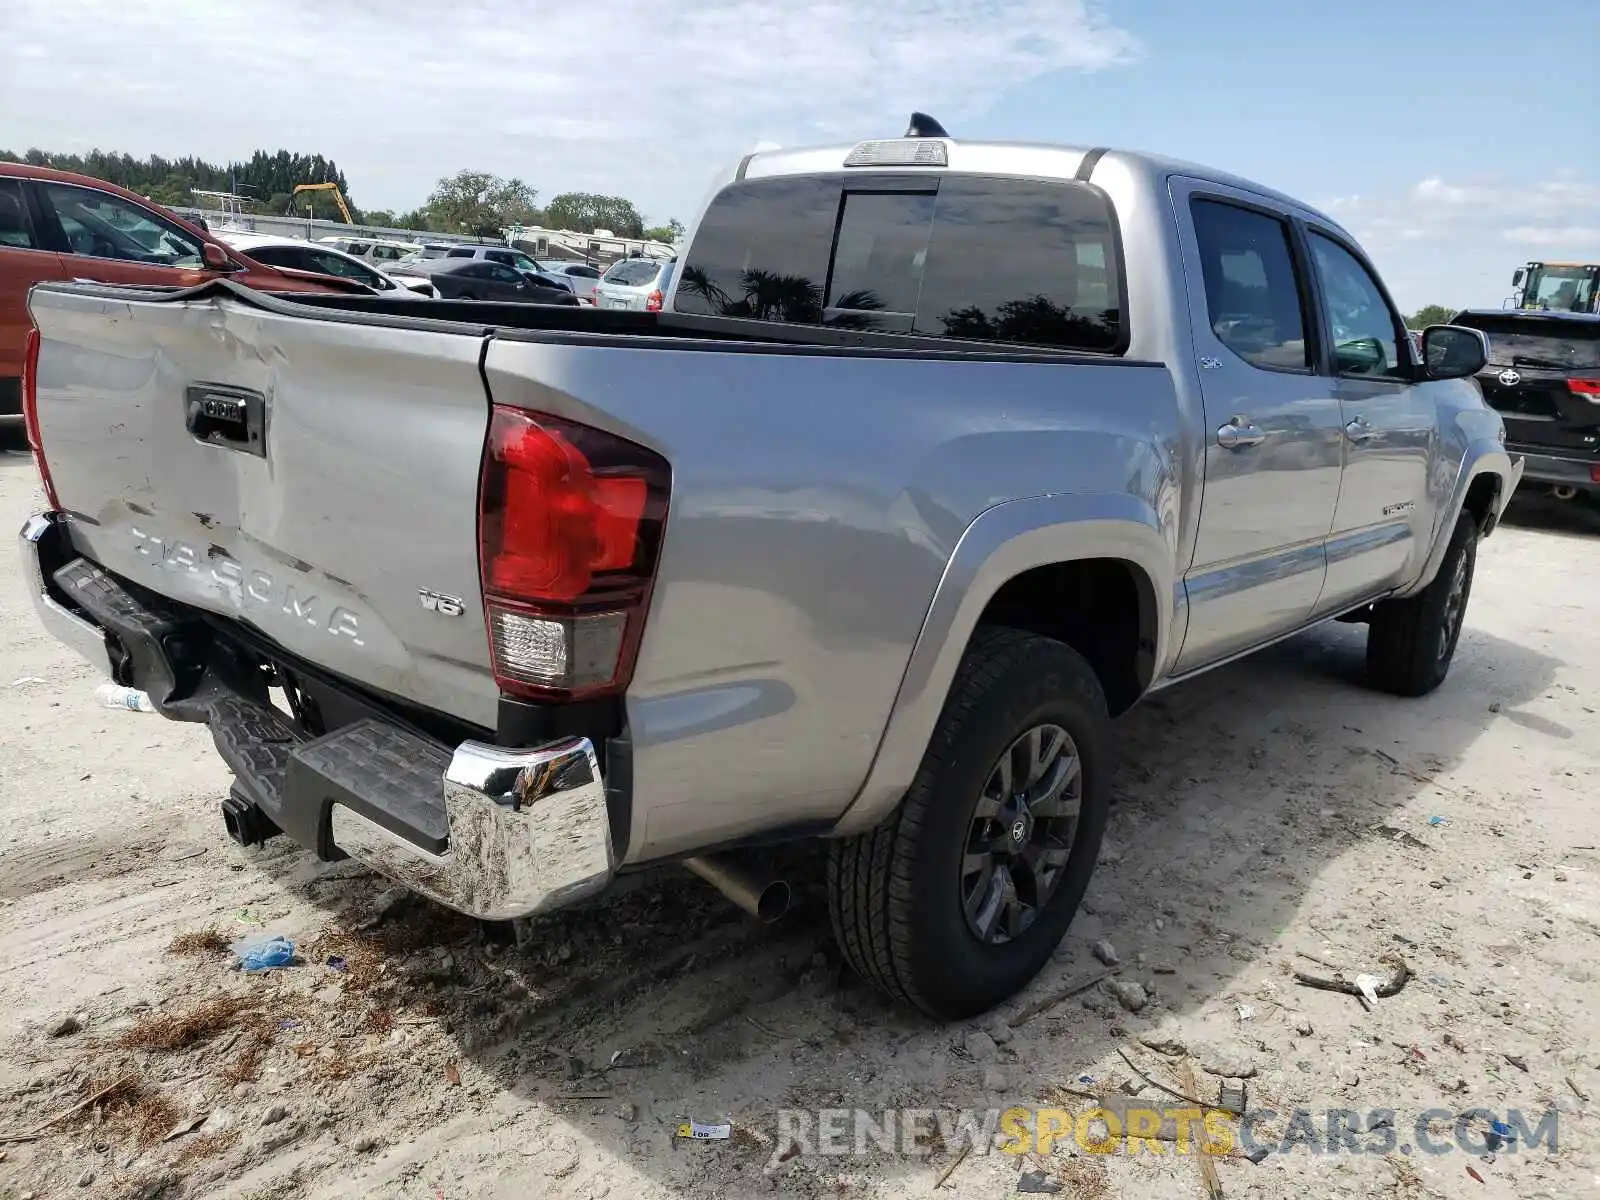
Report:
289,182,355,224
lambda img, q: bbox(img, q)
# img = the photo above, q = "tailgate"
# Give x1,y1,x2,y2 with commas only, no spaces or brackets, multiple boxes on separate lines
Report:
1468,314,1600,456
28,284,499,729
1479,370,1600,456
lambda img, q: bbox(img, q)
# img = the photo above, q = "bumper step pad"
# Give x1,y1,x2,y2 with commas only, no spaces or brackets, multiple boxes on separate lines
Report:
288,720,451,855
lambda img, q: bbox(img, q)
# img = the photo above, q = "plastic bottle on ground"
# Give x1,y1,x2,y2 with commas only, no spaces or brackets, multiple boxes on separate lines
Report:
93,683,156,713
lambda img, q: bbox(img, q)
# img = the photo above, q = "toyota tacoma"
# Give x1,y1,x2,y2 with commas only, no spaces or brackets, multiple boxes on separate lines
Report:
19,117,1521,1018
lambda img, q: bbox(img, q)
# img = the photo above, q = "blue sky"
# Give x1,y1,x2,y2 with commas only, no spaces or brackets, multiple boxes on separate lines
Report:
2,0,1594,311
978,0,1600,310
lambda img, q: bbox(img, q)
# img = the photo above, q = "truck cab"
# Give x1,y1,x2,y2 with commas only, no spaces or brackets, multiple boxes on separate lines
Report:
1510,262,1600,313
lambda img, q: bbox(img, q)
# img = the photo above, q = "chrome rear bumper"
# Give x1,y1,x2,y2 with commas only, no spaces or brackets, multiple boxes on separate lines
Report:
20,511,615,922
328,736,615,921
19,512,113,674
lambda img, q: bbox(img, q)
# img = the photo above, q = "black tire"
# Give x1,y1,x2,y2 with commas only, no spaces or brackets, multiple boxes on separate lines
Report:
828,626,1111,1019
1366,511,1478,696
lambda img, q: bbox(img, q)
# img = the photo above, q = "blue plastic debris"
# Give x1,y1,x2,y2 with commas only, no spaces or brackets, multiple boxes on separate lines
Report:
1427,815,1449,827
233,934,296,972
1486,1118,1515,1151
326,955,349,973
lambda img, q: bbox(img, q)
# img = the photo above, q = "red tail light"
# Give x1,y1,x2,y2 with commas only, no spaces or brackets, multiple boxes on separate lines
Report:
20,327,59,510
478,406,669,701
645,289,664,313
1568,379,1600,399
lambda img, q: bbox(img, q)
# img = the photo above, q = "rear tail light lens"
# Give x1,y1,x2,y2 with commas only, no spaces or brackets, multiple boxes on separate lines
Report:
478,406,669,701
646,289,664,313
20,327,59,509
1568,379,1600,400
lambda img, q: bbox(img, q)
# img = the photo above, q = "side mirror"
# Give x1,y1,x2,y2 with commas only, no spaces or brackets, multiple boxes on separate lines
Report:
1511,268,1526,287
1421,325,1488,380
201,243,231,271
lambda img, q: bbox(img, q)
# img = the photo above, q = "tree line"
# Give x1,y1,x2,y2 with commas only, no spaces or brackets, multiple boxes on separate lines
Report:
1,147,685,243
1404,305,1457,329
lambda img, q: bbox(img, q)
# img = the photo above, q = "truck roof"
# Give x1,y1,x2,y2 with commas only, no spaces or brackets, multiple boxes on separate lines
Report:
739,137,1351,236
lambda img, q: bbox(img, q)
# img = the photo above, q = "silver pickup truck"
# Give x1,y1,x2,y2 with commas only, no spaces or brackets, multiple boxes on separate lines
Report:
19,117,1521,1019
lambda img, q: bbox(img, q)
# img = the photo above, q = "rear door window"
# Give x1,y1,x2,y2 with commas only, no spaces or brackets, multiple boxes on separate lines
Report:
0,179,40,248
1189,199,1311,372
676,173,1124,350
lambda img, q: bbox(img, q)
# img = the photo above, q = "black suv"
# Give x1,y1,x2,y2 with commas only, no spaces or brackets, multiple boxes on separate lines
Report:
1452,309,1600,501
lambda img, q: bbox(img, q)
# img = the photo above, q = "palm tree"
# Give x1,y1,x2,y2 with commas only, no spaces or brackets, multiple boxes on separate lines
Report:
676,263,733,314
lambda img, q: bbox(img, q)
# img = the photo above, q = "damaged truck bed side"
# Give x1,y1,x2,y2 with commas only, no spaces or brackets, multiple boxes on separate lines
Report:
19,123,1521,1018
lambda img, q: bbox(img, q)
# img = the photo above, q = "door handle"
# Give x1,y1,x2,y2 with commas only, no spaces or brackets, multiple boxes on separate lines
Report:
185,385,266,457
1344,416,1375,443
1216,418,1266,450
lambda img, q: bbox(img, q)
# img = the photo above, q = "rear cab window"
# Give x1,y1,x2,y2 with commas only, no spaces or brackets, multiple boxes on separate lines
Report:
673,173,1125,353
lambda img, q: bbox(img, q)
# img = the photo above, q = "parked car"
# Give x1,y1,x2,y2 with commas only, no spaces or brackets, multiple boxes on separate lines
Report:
593,257,673,311
434,245,576,294
412,257,579,303
316,236,422,264
222,233,437,297
0,162,361,431
19,118,1520,1020
1449,308,1600,502
538,260,603,304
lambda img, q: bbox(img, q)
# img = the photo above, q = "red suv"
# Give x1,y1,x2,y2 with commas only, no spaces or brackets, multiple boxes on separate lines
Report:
1,163,359,431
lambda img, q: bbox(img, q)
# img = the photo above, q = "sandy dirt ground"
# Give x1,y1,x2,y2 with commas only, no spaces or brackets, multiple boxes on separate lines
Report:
1,446,1597,1200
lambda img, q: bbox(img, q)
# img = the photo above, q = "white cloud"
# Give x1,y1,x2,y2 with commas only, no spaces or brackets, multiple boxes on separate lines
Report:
1501,225,1600,247
0,0,1139,221
1320,174,1600,311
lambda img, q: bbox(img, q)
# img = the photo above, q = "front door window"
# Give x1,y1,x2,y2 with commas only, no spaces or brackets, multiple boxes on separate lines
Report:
39,183,204,269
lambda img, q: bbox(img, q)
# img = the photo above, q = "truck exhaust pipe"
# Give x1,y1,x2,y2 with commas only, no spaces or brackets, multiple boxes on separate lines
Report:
1552,485,1579,501
683,855,791,923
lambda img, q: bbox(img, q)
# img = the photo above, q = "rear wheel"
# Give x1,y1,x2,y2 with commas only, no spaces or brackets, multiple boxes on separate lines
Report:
828,626,1111,1019
1366,511,1477,696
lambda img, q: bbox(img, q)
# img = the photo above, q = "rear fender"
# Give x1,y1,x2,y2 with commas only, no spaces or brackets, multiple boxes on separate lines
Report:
830,492,1174,835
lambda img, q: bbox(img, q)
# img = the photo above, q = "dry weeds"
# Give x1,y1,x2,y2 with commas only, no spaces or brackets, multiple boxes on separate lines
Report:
68,1074,181,1147
221,1035,271,1086
174,1129,241,1166
118,997,254,1053
166,928,231,957
1053,1155,1112,1200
